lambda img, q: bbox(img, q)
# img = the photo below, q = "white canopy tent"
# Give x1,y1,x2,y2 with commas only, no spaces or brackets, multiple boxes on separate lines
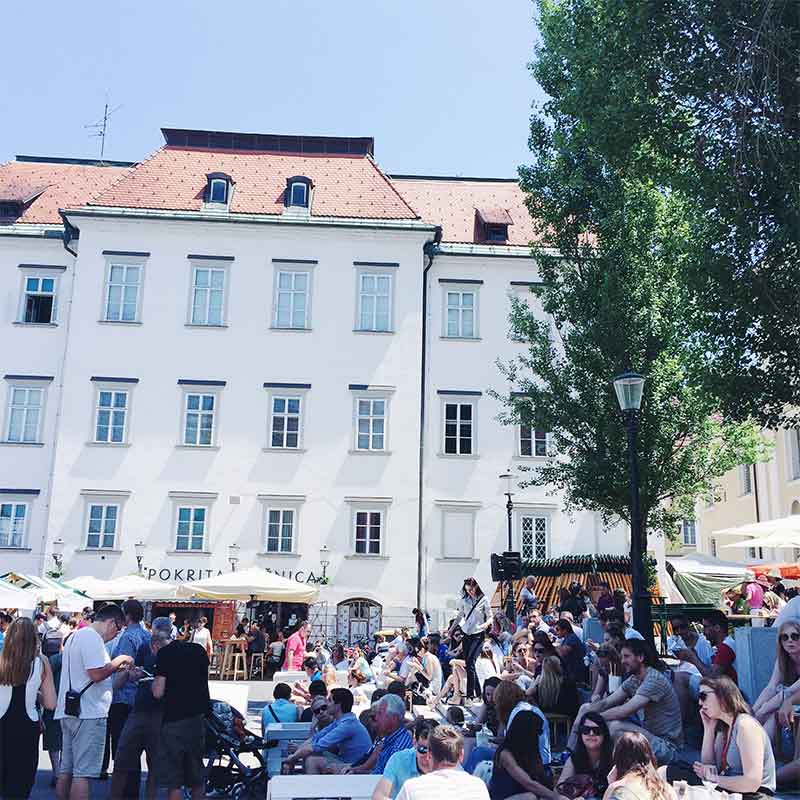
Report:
721,530,800,550
177,566,319,603
65,574,179,601
712,515,800,539
0,572,89,612
0,579,39,612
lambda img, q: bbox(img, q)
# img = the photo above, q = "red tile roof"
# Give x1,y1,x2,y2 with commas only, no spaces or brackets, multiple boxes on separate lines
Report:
390,176,541,246
89,146,419,220
0,160,132,225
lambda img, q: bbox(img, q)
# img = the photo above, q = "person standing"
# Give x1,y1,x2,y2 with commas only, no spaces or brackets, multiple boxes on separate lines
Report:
55,603,133,800
451,579,491,701
189,616,213,659
109,600,151,771
152,624,211,800
517,576,538,630
283,620,310,671
0,617,58,799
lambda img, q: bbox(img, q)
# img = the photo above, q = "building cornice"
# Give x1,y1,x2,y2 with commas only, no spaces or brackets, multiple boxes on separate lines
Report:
0,224,64,239
435,242,558,259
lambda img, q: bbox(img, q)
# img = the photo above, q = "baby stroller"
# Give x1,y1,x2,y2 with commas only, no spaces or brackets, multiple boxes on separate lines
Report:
204,699,267,799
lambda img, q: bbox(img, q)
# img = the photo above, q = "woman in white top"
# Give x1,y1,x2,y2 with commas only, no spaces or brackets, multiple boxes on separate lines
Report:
450,577,492,700
474,641,500,691
0,617,57,799
191,616,213,658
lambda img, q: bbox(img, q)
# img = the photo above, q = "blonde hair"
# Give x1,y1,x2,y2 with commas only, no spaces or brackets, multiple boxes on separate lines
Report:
0,618,40,686
777,621,800,686
493,678,524,725
532,655,563,710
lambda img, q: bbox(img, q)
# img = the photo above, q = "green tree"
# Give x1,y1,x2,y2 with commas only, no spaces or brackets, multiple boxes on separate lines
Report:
497,85,769,545
527,0,799,427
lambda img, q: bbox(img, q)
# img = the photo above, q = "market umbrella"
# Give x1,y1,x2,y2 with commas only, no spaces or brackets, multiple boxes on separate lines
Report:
720,530,800,551
177,566,319,603
712,515,800,539
65,574,178,601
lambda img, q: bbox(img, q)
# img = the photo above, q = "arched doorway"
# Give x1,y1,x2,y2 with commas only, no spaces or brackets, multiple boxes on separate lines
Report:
790,500,799,515
336,598,382,645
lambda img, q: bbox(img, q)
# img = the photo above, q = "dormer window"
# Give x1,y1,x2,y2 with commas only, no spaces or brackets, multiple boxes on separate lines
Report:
285,176,313,209
205,172,233,206
475,207,513,243
486,224,509,242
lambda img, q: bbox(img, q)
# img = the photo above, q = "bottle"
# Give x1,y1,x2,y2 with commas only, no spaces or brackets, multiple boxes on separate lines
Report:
476,724,490,749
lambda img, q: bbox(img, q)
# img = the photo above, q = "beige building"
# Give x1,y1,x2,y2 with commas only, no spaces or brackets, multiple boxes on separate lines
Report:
668,427,800,563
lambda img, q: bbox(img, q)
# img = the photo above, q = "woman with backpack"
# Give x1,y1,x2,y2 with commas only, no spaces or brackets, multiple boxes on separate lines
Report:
0,617,58,799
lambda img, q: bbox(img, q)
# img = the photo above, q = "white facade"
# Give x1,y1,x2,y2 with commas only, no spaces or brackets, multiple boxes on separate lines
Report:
0,149,636,635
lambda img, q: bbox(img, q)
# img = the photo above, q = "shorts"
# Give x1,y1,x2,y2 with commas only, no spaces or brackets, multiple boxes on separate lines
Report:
643,731,677,766
59,717,107,779
113,710,163,771
158,715,206,790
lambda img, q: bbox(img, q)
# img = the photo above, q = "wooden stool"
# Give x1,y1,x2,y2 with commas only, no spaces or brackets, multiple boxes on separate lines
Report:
546,713,571,749
227,651,247,681
249,652,265,679
208,649,221,679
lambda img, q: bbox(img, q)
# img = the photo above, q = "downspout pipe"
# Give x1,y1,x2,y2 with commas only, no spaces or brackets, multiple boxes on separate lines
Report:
417,226,442,609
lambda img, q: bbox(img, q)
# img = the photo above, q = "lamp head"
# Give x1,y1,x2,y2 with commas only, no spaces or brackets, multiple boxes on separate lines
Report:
52,537,65,557
613,371,645,412
227,543,240,565
134,540,145,559
319,544,330,566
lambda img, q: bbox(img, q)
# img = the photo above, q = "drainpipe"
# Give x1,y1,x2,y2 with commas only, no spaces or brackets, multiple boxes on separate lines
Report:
752,463,763,559
417,226,443,609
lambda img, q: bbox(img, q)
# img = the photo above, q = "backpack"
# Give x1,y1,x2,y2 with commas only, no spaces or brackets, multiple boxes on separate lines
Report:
42,627,63,656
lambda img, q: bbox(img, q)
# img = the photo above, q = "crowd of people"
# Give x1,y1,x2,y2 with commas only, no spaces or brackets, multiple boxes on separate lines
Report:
0,574,797,799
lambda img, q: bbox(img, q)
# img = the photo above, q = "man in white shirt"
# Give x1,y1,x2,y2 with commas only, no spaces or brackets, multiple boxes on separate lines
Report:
396,725,488,800
55,603,134,800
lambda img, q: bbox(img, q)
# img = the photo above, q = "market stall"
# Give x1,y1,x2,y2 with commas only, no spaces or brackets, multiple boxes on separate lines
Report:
177,566,319,604
0,572,90,612
665,553,753,606
64,574,179,601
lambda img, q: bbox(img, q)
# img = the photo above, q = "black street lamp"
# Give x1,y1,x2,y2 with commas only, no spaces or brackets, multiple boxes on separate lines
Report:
613,370,653,644
498,471,516,623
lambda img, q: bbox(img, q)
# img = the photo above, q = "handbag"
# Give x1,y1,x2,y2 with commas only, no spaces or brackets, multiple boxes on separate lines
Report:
558,774,596,798
63,637,93,718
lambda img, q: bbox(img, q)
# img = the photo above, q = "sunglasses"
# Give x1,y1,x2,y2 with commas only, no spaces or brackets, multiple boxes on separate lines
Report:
780,632,800,642
416,745,429,755
579,725,602,736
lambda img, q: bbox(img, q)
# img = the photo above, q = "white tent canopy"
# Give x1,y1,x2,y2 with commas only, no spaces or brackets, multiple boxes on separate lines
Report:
0,573,89,612
65,574,179,601
712,515,800,539
178,566,319,603
665,552,754,578
721,530,800,550
0,579,39,611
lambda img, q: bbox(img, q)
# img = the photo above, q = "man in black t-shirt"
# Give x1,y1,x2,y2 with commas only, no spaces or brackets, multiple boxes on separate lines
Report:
152,631,210,800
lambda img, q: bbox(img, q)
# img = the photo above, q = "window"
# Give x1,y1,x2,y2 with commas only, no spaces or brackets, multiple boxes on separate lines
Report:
356,398,385,451
274,271,310,328
710,538,717,557
183,393,216,446
746,545,764,560
520,514,549,560
270,396,301,448
440,505,479,559
739,464,753,496
486,224,509,242
681,519,697,547
266,509,294,553
105,264,141,322
86,504,118,549
22,276,56,323
354,510,382,555
289,182,308,207
519,425,547,457
6,386,43,443
0,503,26,548
94,390,128,443
357,272,392,332
788,428,800,481
443,402,474,455
191,267,226,325
175,507,206,551
209,178,228,205
445,291,476,338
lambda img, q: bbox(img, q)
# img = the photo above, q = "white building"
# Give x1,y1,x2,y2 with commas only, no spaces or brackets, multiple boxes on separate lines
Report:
0,130,635,639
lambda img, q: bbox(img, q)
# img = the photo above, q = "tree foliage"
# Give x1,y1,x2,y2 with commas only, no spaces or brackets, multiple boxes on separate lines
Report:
528,0,799,426
497,2,774,541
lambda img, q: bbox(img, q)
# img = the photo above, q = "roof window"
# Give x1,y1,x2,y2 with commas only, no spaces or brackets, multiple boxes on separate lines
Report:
285,176,313,209
205,172,233,206
486,224,509,242
475,207,513,243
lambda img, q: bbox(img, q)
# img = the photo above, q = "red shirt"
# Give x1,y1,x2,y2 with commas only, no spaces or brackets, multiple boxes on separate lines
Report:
713,639,737,684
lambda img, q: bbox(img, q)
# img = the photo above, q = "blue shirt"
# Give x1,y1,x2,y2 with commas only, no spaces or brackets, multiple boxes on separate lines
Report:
311,712,372,765
382,748,420,797
373,725,413,774
0,630,4,654
112,623,151,706
261,698,299,729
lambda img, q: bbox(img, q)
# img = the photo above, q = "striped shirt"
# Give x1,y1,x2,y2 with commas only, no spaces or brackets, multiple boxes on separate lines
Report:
373,725,413,774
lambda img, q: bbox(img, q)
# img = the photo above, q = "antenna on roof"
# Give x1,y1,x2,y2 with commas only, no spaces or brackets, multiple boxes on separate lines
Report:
85,100,122,163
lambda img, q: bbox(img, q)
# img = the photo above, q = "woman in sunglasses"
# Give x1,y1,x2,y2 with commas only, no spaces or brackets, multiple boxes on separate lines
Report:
557,711,612,798
691,675,776,797
752,621,800,744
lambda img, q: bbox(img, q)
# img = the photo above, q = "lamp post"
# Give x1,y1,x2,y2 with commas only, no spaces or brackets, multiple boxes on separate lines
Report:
51,537,65,574
612,370,653,644
228,543,240,572
319,544,330,581
498,470,516,622
134,541,145,575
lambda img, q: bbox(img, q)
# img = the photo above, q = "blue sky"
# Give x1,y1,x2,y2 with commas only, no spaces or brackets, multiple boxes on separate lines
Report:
0,1,544,177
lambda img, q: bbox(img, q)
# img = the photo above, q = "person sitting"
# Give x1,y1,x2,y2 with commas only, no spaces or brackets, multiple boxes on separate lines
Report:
246,622,266,660
589,645,623,702
752,620,800,745
555,619,587,684
666,676,776,797
331,644,349,671
489,709,558,800
430,642,467,706
292,657,324,703
231,624,247,641
493,678,551,769
560,581,588,621
372,719,438,800
263,682,299,727
407,639,442,698
350,645,374,685
557,712,613,798
283,687,372,774
309,695,334,734
569,638,682,766
475,642,500,692
776,683,800,788
559,611,584,640
595,583,615,614
299,679,329,722
669,617,713,721
674,610,737,684
605,731,676,800
347,693,413,775
461,677,502,774
529,654,580,719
